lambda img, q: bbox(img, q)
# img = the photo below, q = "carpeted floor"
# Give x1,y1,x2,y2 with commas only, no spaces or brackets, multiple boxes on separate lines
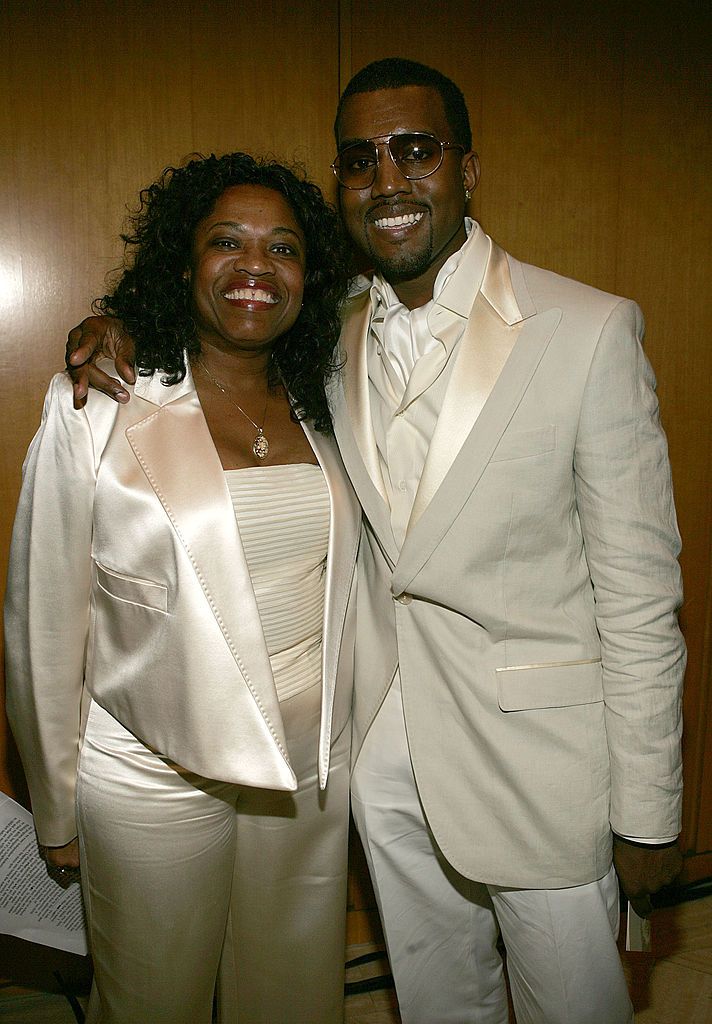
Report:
3,892,712,1023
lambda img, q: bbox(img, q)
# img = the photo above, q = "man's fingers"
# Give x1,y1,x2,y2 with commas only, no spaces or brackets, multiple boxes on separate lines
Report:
114,345,136,385
66,316,106,365
67,341,98,367
629,894,654,919
72,370,89,409
65,313,136,385
71,364,130,409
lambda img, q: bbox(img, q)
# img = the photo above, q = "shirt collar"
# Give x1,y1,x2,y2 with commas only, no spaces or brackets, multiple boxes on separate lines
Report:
369,217,484,317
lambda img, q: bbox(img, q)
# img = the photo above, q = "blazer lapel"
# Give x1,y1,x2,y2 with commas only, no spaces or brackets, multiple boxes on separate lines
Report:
126,373,289,755
393,253,562,595
408,240,526,529
332,291,398,565
302,423,360,784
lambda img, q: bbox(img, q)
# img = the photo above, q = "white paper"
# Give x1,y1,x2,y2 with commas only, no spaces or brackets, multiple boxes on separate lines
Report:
625,900,652,952
0,793,88,955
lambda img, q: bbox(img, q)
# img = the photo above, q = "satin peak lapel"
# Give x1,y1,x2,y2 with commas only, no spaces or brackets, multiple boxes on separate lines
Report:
302,423,360,784
393,257,561,595
126,391,290,762
334,292,398,563
408,241,527,530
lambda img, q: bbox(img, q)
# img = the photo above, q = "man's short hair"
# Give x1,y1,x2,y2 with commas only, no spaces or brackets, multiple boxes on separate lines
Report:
335,57,472,151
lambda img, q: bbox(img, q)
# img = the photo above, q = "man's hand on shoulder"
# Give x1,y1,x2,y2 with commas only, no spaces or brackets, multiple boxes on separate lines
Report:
613,835,683,918
66,315,137,409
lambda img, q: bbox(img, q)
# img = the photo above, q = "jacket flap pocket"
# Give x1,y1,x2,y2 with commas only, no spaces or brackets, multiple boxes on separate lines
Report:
496,658,603,711
95,561,168,613
490,425,556,462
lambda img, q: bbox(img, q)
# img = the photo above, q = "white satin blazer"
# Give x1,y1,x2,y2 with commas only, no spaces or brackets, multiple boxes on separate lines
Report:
5,361,360,847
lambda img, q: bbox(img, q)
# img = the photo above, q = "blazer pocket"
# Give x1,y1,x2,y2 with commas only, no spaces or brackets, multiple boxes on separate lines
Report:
490,425,556,462
496,658,603,711
94,561,169,613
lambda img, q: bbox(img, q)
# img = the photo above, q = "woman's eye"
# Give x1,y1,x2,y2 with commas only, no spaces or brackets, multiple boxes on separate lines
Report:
271,244,296,256
213,238,238,249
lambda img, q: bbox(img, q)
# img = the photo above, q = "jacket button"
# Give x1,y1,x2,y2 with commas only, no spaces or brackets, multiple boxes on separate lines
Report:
394,592,413,605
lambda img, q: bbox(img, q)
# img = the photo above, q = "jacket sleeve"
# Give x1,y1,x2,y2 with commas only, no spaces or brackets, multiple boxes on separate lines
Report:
574,299,685,839
4,372,97,846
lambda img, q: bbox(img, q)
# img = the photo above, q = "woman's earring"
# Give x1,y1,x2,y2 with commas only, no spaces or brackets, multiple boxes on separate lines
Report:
464,188,472,201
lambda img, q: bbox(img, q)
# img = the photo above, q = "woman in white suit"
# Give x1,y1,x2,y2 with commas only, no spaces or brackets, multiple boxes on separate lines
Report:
5,153,360,1024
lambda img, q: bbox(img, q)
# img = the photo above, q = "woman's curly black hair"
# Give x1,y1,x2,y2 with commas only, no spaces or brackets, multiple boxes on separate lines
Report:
96,152,349,432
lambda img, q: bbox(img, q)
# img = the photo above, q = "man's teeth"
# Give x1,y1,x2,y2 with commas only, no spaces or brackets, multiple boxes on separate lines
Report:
224,288,278,303
373,212,424,229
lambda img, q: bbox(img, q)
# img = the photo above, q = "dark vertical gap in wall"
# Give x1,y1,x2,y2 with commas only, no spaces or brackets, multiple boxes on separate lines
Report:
338,0,352,99
688,485,712,855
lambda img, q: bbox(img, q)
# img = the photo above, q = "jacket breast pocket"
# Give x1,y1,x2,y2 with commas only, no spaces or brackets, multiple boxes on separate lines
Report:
94,561,169,613
496,658,603,711
490,425,556,463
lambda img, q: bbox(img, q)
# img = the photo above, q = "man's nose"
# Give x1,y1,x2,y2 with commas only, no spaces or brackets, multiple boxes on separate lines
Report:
370,144,412,198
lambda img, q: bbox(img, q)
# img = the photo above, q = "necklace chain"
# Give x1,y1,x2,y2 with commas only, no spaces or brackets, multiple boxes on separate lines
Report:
196,357,270,460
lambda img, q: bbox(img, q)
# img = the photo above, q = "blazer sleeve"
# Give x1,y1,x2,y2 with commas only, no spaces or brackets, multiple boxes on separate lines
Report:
4,372,97,846
573,299,685,839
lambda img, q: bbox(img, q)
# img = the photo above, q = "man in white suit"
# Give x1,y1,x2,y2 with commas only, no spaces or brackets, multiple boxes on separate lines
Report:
66,57,684,1024
328,59,684,1024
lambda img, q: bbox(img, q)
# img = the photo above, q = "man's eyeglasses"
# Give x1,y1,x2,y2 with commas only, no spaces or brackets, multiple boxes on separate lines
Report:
331,132,464,190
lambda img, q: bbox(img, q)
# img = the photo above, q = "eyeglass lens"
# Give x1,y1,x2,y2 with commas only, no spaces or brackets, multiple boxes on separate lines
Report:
335,134,444,188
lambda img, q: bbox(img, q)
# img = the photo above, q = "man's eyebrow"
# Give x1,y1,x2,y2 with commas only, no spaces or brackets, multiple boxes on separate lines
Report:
337,132,427,150
338,137,370,148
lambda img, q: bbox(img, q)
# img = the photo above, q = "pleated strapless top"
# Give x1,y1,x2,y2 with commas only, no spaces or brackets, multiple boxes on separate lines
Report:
224,463,329,703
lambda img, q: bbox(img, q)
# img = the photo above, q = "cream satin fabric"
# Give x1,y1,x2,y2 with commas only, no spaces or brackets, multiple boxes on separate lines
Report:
5,361,360,846
78,690,350,1024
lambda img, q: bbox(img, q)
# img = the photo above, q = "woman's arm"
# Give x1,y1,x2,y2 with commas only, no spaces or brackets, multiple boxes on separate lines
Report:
4,373,97,848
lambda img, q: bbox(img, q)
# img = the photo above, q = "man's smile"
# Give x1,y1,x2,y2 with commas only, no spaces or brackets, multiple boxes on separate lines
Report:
372,210,425,230
366,203,427,234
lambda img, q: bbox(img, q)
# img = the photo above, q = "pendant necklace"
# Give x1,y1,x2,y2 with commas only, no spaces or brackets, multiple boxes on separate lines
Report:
196,357,270,460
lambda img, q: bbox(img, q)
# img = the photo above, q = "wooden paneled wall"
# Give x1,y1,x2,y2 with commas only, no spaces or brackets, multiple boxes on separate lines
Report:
1,0,710,953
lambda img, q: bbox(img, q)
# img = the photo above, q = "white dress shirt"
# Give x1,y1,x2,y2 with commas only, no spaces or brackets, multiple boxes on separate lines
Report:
367,218,485,548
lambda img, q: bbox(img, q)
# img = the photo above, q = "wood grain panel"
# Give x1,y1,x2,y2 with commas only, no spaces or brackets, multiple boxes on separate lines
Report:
346,0,486,224
187,0,341,200
477,2,624,290
613,5,712,864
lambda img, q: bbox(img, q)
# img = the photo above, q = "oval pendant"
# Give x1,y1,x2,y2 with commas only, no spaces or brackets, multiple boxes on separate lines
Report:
253,433,269,460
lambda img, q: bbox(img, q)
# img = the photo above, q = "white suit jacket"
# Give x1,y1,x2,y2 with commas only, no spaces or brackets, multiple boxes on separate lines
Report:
5,362,360,847
332,229,685,889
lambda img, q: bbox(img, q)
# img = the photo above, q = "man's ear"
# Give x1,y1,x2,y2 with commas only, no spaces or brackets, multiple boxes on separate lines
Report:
462,152,481,195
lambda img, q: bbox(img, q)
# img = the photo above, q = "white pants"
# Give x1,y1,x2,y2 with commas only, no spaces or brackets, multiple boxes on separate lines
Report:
351,683,634,1024
77,686,350,1024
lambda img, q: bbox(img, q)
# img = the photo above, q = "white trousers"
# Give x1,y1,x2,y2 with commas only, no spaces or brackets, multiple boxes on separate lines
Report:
77,686,350,1024
351,683,634,1024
